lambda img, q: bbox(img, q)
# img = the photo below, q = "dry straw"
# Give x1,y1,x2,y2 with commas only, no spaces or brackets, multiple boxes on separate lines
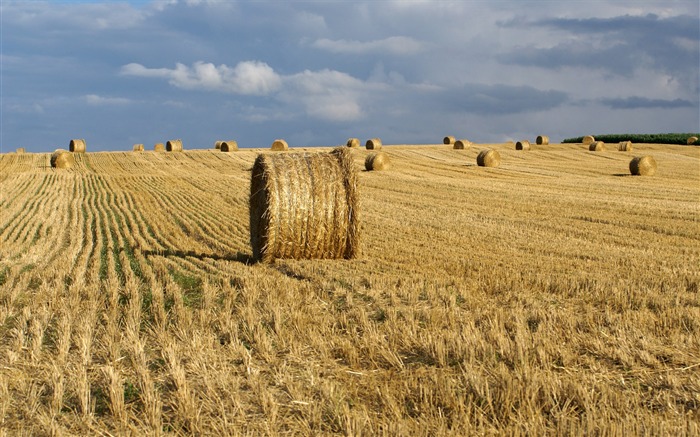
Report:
271,139,289,151
51,149,74,169
69,139,86,153
453,139,471,150
166,139,183,152
221,141,238,152
365,138,382,150
629,156,657,176
589,141,606,151
582,135,595,145
536,135,549,145
516,140,531,150
688,136,698,145
618,141,633,152
346,138,360,148
443,136,456,145
477,149,501,167
16,147,26,154
133,144,144,152
214,141,223,150
249,147,360,262
365,152,391,171
154,143,165,152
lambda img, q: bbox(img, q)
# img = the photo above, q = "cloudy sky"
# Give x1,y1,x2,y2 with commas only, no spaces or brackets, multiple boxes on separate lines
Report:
2,0,698,152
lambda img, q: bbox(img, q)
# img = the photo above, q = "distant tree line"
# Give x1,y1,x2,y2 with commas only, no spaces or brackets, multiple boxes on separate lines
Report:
562,133,700,145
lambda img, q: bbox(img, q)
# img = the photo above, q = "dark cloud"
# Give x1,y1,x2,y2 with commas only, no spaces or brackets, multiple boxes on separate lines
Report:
599,97,694,110
444,84,569,115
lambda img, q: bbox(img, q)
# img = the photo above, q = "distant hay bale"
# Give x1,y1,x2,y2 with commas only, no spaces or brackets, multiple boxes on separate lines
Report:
16,147,26,154
629,156,657,176
271,139,289,151
154,143,165,152
214,141,223,150
589,141,605,151
166,139,183,152
365,138,382,150
453,139,471,150
582,135,595,145
346,138,360,148
443,136,456,145
69,139,86,153
365,151,391,171
51,149,74,169
536,135,549,145
133,144,144,152
477,149,501,167
688,136,698,145
249,147,360,263
221,141,238,152
515,140,531,150
618,141,633,152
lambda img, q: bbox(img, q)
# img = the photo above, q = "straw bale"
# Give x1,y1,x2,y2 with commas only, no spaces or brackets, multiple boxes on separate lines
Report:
536,135,549,145
582,135,595,145
365,138,382,150
629,156,657,176
453,139,471,150
249,147,360,262
215,141,223,150
133,144,144,152
688,136,698,145
589,141,605,151
166,139,183,152
16,147,26,154
477,149,501,167
365,152,391,171
346,138,360,148
69,139,86,153
443,136,456,145
154,143,165,152
515,140,531,150
51,149,74,169
618,141,633,152
271,139,289,151
221,141,238,152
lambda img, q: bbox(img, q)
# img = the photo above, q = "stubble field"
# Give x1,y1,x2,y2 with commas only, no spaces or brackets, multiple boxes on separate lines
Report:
0,142,698,435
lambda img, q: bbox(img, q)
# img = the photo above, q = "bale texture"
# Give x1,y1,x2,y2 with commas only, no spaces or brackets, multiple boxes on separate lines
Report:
214,141,223,150
589,141,605,151
154,143,165,152
477,149,501,167
133,144,144,152
249,148,360,263
166,139,183,152
271,139,289,151
515,140,531,150
221,141,238,152
69,139,86,153
51,149,74,169
443,136,456,145
346,138,360,148
365,152,391,171
618,141,633,152
582,135,595,145
629,156,657,176
453,139,471,150
536,135,549,145
16,147,26,154
688,136,698,145
365,138,382,150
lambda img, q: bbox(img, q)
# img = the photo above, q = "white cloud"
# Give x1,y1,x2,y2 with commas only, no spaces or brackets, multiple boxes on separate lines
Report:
312,36,427,55
84,94,131,105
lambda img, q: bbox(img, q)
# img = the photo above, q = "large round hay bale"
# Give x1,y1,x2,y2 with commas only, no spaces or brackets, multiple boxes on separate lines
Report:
365,152,391,171
346,138,360,148
133,144,144,152
166,139,183,152
629,156,657,176
365,138,382,150
214,141,223,150
618,141,633,152
477,149,501,167
249,147,360,262
688,136,698,145
443,136,456,145
515,140,531,150
453,139,471,150
221,141,238,152
69,139,86,153
582,135,595,145
536,135,549,145
16,147,26,154
271,139,289,151
51,149,74,169
154,143,165,152
589,141,605,151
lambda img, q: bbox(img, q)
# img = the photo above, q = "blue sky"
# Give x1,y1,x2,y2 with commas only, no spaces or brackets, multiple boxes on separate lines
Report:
2,0,698,152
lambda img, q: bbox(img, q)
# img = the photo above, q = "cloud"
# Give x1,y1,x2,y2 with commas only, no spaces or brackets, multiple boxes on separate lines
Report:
599,97,694,110
84,94,132,105
446,83,569,115
312,36,427,55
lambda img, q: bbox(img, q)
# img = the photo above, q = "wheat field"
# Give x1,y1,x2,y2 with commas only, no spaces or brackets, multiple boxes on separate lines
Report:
0,143,698,436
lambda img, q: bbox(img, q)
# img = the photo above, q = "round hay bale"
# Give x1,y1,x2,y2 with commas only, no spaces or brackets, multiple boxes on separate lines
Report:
582,135,595,145
365,138,382,150
271,139,289,151
688,136,698,145
346,138,360,148
629,156,657,176
50,149,74,169
618,141,633,152
589,141,605,151
214,141,223,150
453,139,471,150
365,152,391,171
69,139,86,153
515,140,531,150
221,140,238,152
154,143,165,152
477,149,501,167
16,147,26,154
536,135,549,145
249,147,360,262
443,136,456,145
133,144,144,152
166,139,183,152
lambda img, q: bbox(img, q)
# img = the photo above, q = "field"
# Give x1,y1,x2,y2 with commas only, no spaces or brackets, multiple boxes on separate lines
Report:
0,142,699,435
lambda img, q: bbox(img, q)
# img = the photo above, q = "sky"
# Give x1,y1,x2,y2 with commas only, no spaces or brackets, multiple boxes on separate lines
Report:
1,0,698,152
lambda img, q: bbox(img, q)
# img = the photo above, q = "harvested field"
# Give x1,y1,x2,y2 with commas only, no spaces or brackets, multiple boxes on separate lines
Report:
0,143,698,435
